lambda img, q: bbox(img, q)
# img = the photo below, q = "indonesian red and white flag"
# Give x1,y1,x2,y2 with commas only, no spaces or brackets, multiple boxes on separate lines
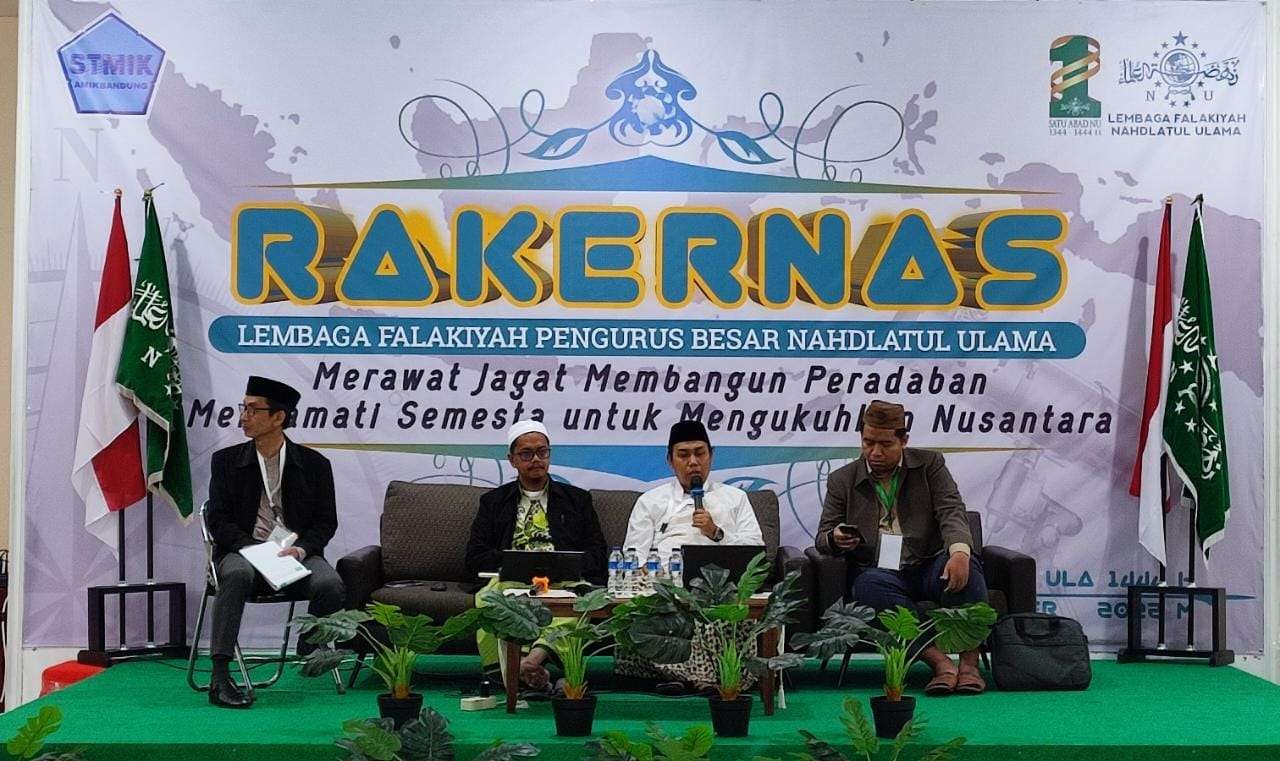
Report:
72,194,147,547
1128,199,1174,564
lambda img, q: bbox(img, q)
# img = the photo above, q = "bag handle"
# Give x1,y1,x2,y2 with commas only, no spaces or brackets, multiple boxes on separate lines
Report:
1013,616,1061,639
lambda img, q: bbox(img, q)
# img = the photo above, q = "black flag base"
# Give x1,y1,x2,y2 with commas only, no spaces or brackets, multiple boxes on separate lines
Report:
77,581,188,666
1116,584,1234,666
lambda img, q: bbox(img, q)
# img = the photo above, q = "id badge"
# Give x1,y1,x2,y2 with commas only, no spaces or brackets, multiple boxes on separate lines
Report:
876,532,904,570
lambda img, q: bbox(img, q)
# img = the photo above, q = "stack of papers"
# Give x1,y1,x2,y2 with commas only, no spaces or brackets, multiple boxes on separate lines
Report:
238,541,311,591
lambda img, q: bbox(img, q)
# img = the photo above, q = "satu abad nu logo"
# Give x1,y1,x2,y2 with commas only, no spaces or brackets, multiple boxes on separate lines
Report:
1049,35,1101,136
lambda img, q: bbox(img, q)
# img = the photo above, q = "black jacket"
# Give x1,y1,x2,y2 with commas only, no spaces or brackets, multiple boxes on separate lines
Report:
206,438,338,561
464,480,608,585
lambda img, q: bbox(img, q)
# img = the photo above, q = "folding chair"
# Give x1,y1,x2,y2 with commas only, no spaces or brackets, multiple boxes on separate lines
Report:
186,502,344,697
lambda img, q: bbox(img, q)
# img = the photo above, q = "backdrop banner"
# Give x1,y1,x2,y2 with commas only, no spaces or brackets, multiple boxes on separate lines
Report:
26,1,1265,650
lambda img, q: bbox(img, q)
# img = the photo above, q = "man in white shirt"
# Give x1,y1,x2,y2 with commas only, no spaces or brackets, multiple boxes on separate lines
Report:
618,420,763,694
623,420,763,554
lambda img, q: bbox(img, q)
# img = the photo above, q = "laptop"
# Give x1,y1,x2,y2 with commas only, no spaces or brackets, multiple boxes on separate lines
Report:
680,544,768,587
500,550,586,583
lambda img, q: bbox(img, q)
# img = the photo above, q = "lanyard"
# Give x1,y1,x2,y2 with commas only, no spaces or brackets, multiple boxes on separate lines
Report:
256,444,286,512
872,471,901,518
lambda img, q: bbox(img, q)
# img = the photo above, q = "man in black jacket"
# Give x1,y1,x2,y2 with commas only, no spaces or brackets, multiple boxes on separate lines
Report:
205,376,344,708
465,419,607,687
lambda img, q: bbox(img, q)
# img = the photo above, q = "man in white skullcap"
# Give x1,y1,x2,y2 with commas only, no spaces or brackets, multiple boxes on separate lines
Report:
465,418,606,688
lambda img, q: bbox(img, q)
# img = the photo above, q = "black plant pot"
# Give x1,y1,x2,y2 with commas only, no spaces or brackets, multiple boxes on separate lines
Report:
870,695,916,739
708,694,752,737
551,694,598,736
377,692,424,729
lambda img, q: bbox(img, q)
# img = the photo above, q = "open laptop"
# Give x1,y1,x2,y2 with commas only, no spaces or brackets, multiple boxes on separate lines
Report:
680,544,768,587
500,549,586,584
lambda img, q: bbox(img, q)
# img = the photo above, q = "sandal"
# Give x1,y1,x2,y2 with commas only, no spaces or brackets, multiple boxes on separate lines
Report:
924,669,957,696
955,667,986,695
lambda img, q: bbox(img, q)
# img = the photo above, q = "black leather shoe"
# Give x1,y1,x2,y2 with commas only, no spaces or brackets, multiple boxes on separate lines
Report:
209,677,254,708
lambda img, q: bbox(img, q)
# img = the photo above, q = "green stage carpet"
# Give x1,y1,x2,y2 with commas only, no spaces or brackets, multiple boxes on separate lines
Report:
1,656,1278,760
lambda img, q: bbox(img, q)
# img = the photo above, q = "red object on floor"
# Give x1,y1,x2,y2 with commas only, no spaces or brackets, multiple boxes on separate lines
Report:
40,661,105,697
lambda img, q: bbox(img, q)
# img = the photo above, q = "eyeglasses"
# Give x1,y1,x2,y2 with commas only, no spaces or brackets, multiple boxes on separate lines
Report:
513,447,552,462
238,403,276,416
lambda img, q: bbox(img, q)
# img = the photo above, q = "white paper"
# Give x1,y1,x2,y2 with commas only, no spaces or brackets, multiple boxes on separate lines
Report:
877,533,904,570
501,588,576,598
238,541,311,591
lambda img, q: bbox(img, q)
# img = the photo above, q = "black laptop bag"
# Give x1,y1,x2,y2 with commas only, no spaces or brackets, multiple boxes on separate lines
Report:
990,613,1092,691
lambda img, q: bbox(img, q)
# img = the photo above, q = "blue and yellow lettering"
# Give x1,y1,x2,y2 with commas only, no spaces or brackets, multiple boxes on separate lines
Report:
453,206,552,306
972,210,1068,309
336,205,443,306
750,209,849,309
554,207,645,308
655,209,747,308
231,203,328,305
861,210,962,310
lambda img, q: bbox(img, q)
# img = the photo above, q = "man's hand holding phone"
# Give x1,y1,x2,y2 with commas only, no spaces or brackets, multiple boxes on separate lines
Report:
832,522,862,550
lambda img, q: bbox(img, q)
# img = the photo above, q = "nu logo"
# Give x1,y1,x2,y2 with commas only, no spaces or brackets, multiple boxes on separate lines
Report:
1049,35,1101,118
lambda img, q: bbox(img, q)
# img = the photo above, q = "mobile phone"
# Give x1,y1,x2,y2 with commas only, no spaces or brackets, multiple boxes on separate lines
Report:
834,523,863,542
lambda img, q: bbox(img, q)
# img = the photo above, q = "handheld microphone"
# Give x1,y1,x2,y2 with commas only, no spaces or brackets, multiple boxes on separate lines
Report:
690,475,705,513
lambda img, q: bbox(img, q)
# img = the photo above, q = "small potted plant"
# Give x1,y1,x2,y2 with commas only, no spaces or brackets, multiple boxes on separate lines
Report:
296,598,547,728
756,696,965,761
479,587,614,736
585,723,713,761
337,705,539,761
794,601,996,738
615,552,806,737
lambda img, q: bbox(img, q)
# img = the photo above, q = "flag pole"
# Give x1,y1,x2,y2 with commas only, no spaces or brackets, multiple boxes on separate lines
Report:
146,493,154,647
1157,453,1168,648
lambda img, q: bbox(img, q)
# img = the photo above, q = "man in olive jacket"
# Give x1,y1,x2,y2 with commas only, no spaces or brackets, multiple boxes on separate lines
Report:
205,376,344,708
815,399,989,696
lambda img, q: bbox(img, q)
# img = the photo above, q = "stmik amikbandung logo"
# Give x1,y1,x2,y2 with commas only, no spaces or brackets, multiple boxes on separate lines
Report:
1048,35,1101,136
57,13,164,115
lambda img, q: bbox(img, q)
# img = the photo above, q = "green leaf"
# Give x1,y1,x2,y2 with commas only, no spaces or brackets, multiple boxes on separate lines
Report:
688,565,735,607
792,602,876,660
889,715,925,761
478,592,553,642
369,601,407,630
300,647,352,677
585,732,644,761
927,603,997,654
679,725,714,758
472,741,540,760
7,705,63,760
338,718,401,761
294,609,371,644
839,697,879,758
919,737,966,761
398,706,454,761
705,603,749,623
734,552,771,602
797,730,848,761
758,570,807,633
625,613,694,664
574,588,613,614
878,607,921,644
746,652,806,676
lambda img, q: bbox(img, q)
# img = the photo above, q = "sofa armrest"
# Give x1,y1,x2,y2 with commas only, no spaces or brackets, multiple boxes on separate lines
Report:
336,544,384,610
804,546,851,620
982,544,1037,614
774,545,816,635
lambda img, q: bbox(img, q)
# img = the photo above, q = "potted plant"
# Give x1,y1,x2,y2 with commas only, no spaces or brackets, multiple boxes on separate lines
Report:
479,587,613,736
752,697,965,761
585,723,713,761
614,552,806,738
296,598,548,728
793,601,996,738
337,705,539,761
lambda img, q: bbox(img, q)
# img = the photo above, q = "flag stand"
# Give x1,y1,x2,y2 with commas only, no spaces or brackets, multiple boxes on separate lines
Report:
1118,457,1233,666
78,495,187,667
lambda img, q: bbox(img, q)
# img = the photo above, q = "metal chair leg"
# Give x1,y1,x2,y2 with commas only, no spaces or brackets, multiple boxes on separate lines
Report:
819,655,830,672
186,589,213,692
836,650,853,688
331,666,346,694
348,652,366,688
233,644,255,699
257,601,296,690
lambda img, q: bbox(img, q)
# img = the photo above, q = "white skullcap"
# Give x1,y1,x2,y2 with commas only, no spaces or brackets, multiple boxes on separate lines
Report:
507,419,549,447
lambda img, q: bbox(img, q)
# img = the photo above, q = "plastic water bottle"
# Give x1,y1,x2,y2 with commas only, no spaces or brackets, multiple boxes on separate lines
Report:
607,547,623,595
623,547,639,593
668,548,684,588
645,547,662,593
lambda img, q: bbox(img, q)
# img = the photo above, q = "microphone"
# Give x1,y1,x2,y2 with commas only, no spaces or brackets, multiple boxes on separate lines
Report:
690,475,705,513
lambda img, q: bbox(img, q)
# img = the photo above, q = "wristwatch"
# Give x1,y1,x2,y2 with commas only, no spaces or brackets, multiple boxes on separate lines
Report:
711,527,725,542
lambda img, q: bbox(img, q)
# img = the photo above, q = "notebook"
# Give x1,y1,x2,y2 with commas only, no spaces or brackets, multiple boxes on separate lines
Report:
238,540,311,591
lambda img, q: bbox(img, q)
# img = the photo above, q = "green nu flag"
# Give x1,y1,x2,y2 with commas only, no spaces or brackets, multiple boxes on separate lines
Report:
115,195,193,518
1162,202,1229,559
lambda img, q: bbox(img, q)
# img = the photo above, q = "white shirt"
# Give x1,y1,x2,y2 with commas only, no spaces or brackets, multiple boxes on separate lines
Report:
623,480,764,557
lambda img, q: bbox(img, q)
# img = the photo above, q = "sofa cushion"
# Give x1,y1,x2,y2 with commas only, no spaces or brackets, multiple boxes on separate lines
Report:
746,490,780,564
590,489,641,549
370,581,479,624
381,481,487,582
